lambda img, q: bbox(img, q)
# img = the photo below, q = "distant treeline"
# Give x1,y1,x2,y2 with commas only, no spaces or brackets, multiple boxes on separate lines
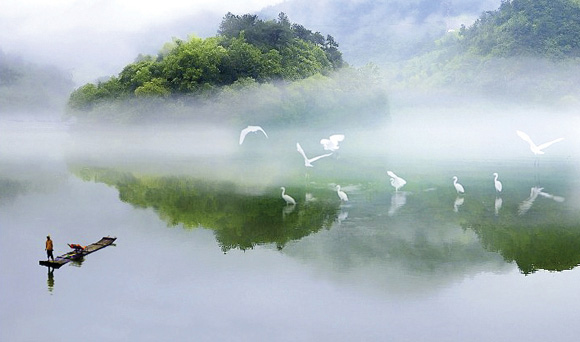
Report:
0,50,74,113
68,13,345,112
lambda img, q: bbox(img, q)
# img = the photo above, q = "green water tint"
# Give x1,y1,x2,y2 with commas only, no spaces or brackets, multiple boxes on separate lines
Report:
69,157,580,274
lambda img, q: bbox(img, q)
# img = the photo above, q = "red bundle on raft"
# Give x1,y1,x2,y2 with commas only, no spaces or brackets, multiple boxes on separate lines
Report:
68,243,86,251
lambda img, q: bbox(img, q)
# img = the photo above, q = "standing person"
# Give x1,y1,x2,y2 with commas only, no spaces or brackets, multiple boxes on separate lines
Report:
45,235,54,261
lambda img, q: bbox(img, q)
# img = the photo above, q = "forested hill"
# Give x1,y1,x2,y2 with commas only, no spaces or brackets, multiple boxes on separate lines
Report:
459,0,580,58
68,13,345,111
389,0,580,106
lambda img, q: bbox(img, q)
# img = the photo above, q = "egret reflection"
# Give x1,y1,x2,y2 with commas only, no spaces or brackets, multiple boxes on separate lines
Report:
282,204,296,218
538,189,565,203
453,196,464,212
518,186,543,215
336,210,348,224
388,192,407,216
305,192,317,203
494,197,503,216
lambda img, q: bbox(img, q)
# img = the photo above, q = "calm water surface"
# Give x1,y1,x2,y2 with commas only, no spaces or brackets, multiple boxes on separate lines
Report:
1,117,580,341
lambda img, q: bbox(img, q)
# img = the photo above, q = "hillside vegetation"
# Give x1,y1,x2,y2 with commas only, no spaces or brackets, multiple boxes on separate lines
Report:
68,13,344,112
460,0,580,58
389,0,580,106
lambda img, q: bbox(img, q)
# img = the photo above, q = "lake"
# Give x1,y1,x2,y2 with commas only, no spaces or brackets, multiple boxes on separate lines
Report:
1,108,580,341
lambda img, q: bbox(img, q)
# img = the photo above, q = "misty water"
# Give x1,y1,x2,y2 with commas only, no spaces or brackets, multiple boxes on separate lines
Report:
2,105,580,341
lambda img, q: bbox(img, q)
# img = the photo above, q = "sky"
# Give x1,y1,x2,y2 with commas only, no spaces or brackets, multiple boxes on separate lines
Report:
0,0,285,85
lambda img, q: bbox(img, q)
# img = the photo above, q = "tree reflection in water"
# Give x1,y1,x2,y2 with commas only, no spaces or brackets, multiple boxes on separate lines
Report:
70,165,580,275
73,167,340,253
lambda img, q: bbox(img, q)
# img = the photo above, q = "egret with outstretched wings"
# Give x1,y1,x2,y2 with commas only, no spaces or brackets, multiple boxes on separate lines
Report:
320,134,345,152
239,125,268,145
296,142,332,167
516,130,564,155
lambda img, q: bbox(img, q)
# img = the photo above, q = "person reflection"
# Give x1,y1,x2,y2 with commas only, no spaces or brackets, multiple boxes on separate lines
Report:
47,267,55,293
388,192,406,216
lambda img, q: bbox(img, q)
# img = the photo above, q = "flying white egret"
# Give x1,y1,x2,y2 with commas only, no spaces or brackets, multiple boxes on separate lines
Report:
336,185,349,202
296,142,333,167
239,125,268,145
516,130,564,155
320,134,345,152
387,171,406,192
452,176,465,194
280,187,296,205
493,173,503,193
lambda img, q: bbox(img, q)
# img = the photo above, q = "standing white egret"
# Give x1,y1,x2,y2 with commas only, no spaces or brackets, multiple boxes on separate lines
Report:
239,125,268,145
493,173,503,193
516,130,564,155
320,134,345,152
452,176,465,194
296,142,333,167
280,187,296,205
336,185,349,202
387,171,406,192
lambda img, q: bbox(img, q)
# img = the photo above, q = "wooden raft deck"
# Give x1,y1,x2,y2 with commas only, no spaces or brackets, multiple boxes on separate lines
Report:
39,236,116,269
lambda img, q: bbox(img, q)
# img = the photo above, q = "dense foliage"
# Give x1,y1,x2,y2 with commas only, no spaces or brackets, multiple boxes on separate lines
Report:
385,0,580,106
72,167,339,252
68,12,344,112
460,0,580,58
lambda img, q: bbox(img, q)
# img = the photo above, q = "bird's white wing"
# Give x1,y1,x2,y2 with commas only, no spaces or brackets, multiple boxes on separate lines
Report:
387,170,398,178
239,127,251,145
308,153,333,163
329,134,345,144
254,126,268,138
296,143,308,160
516,130,535,146
537,137,564,151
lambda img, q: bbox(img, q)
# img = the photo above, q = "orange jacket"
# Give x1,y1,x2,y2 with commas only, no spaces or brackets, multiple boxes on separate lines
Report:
46,239,53,251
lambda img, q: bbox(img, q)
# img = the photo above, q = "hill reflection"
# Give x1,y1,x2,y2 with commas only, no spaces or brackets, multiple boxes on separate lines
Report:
69,161,580,275
72,166,340,252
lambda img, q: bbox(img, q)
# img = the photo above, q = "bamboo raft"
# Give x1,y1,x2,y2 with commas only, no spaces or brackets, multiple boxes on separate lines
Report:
39,236,117,269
